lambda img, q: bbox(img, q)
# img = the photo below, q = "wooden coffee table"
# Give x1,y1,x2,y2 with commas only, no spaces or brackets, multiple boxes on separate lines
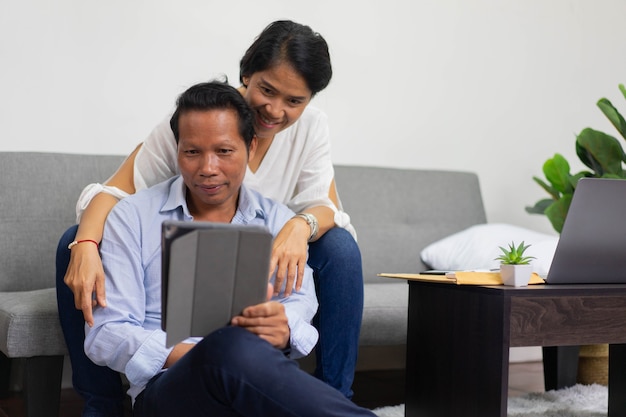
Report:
404,280,626,417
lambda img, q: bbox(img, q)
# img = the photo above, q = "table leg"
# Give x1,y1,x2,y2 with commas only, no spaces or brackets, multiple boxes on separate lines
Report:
609,344,626,416
405,283,509,417
541,346,579,390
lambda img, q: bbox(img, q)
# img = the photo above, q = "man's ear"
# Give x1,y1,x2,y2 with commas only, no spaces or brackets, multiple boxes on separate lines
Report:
248,136,258,160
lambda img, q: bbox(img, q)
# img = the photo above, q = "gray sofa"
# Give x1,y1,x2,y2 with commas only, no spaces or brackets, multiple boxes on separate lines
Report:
333,165,486,370
0,152,486,416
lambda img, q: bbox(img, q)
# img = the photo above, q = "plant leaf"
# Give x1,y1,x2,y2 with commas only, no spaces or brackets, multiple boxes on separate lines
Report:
494,241,536,264
525,198,553,215
542,154,573,194
601,173,624,179
571,170,592,185
545,194,572,234
532,176,560,200
597,98,626,141
575,128,625,176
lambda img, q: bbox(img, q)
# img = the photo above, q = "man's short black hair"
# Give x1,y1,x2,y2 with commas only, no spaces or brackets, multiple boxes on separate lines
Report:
170,80,255,150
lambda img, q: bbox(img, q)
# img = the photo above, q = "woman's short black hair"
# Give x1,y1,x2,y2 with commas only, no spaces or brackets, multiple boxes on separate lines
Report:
239,20,332,96
170,80,255,150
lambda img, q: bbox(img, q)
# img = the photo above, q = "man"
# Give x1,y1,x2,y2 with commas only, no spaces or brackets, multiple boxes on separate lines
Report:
84,81,375,417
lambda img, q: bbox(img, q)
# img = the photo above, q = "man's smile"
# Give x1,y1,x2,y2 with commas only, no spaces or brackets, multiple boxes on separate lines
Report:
196,183,225,195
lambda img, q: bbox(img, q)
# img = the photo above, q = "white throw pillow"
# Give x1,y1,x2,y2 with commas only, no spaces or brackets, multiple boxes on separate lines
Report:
420,223,559,277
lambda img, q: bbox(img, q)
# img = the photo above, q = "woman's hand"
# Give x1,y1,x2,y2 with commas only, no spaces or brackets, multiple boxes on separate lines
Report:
231,300,290,349
65,146,142,326
64,243,106,327
269,217,310,297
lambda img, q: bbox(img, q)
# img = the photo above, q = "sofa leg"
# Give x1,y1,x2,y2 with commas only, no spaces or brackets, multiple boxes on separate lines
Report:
23,355,64,417
542,346,580,391
0,353,10,398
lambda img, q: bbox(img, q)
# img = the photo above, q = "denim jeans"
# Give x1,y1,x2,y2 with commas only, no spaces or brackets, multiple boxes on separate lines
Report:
56,225,364,415
133,326,374,417
308,227,363,399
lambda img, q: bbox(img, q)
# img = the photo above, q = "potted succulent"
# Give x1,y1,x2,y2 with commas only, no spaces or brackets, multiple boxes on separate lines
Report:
495,241,536,287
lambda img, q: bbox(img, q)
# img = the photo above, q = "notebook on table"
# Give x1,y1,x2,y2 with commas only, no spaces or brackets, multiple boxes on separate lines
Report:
161,220,272,346
545,178,626,284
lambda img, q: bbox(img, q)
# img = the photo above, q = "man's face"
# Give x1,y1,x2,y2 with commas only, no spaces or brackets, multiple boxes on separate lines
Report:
177,108,256,222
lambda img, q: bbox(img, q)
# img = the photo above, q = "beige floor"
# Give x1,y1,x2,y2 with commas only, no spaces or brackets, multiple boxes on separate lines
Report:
0,361,545,416
508,360,545,397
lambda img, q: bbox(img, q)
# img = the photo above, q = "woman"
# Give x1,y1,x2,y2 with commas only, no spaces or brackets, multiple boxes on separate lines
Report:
56,19,363,416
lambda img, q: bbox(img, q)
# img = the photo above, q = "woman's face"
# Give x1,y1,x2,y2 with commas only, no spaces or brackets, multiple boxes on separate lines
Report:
242,61,312,140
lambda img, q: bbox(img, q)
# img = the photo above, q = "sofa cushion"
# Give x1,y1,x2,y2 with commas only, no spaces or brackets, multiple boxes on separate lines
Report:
334,166,487,283
0,288,67,357
0,152,125,292
359,282,408,346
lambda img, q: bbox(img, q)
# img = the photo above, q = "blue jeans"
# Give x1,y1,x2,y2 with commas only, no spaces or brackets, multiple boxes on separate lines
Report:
308,227,363,399
56,225,363,414
133,326,374,417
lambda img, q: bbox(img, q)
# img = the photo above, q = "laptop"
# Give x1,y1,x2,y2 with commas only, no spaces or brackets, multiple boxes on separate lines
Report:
546,177,626,284
161,220,272,346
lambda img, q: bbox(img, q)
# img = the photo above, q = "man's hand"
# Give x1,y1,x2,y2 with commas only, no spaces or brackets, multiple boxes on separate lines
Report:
64,243,106,327
230,300,290,349
269,217,310,297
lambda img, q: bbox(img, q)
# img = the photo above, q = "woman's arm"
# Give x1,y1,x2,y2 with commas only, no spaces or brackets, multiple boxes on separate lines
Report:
64,144,142,326
268,107,357,296
270,179,340,297
69,113,179,325
303,178,340,241
74,144,141,242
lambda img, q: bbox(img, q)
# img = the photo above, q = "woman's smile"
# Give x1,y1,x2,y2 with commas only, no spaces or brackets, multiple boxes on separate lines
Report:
255,111,282,129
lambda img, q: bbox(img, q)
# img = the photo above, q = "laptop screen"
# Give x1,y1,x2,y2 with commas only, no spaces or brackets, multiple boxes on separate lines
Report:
546,178,626,284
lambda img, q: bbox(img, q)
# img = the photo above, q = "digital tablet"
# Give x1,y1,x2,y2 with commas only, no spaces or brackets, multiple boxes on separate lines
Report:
161,220,272,346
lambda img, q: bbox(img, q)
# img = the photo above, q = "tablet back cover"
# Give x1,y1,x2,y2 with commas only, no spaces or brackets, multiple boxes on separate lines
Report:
162,222,272,347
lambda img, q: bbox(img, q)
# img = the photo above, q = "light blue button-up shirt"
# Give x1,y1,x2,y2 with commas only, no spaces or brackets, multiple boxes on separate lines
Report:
84,176,319,402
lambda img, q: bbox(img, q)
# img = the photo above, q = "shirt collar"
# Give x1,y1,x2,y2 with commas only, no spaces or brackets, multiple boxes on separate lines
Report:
160,176,266,223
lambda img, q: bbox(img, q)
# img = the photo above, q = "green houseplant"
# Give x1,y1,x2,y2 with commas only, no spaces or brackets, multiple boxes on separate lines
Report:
526,83,626,233
526,84,626,386
495,241,536,287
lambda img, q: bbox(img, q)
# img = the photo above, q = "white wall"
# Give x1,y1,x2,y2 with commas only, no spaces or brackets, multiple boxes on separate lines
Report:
8,1,623,378
3,0,626,235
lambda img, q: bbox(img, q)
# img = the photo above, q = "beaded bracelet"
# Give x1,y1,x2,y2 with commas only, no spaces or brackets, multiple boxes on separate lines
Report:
67,239,99,250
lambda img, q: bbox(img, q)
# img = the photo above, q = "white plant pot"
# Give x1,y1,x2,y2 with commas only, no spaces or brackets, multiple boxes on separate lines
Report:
500,264,533,287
